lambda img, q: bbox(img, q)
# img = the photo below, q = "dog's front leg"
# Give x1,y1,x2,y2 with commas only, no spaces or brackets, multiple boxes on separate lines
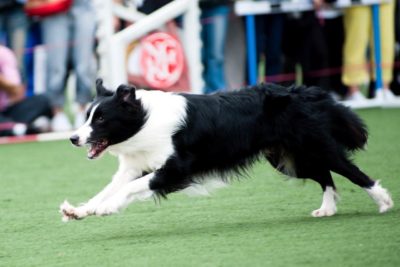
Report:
94,173,155,216
60,157,143,221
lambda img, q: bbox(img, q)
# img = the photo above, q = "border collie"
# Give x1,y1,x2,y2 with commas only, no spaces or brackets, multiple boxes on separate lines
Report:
60,79,393,221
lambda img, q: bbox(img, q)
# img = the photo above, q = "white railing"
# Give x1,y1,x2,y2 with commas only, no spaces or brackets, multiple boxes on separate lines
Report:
95,0,203,93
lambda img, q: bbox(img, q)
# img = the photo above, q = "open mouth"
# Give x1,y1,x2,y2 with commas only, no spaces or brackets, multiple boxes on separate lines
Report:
87,139,109,159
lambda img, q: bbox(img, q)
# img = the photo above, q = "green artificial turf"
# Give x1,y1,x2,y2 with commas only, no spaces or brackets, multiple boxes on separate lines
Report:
0,108,399,267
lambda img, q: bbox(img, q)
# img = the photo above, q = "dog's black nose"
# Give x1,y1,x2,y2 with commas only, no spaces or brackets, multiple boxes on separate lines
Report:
70,135,80,146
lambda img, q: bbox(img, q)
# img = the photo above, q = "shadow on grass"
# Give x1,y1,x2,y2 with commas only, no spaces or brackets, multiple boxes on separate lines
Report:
82,209,387,243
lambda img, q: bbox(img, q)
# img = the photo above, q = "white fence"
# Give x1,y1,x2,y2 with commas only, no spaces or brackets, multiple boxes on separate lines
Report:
94,0,203,93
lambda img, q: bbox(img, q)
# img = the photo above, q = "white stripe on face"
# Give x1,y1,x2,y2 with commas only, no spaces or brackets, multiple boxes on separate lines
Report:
72,103,99,146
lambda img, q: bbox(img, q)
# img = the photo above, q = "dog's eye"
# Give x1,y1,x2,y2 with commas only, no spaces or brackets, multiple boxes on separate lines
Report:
96,116,104,123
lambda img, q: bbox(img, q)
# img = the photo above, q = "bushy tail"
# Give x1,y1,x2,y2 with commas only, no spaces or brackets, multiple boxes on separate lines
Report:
330,104,368,151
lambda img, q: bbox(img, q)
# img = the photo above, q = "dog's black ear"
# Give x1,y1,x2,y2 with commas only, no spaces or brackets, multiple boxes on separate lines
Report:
116,84,136,105
96,78,112,97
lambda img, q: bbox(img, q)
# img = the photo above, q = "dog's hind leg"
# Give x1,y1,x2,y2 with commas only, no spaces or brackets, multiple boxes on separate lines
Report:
266,149,339,217
309,171,338,217
331,157,393,213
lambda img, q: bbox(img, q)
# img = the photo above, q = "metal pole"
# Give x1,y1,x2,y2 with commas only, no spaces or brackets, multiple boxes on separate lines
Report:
245,15,257,86
372,4,383,91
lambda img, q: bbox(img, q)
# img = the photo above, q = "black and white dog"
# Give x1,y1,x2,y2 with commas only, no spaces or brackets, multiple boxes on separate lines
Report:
60,79,393,221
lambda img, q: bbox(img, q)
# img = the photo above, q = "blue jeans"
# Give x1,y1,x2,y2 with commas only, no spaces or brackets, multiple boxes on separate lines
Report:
0,5,29,79
41,0,96,108
201,6,230,94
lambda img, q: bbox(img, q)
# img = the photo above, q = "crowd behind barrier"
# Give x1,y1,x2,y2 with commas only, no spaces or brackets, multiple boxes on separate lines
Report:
0,0,399,139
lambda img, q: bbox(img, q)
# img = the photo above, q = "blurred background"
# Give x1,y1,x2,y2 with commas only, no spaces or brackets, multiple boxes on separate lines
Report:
1,0,399,137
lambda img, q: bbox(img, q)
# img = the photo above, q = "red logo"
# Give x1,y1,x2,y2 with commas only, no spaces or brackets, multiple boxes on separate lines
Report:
140,32,185,89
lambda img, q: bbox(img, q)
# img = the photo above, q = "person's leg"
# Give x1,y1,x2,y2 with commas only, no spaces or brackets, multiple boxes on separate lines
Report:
2,95,52,124
342,6,371,95
323,16,347,96
298,12,329,88
70,1,96,128
281,15,302,86
201,6,229,94
41,13,70,110
255,15,267,81
5,6,29,80
264,14,284,81
0,113,16,136
42,13,73,131
0,13,4,36
70,0,96,109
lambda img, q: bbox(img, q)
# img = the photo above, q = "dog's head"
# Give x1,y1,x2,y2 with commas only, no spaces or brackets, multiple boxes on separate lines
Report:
70,79,147,159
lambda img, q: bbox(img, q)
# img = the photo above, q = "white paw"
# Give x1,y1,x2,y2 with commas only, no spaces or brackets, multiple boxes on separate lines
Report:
59,200,88,222
366,182,394,214
311,207,337,217
378,196,394,213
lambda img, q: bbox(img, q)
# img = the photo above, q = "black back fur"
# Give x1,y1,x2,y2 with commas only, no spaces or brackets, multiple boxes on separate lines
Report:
149,83,369,196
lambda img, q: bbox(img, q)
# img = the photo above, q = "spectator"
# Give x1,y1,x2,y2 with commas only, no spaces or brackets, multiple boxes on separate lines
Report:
0,0,30,78
390,0,400,95
41,0,96,132
282,4,330,89
0,44,52,136
319,3,347,98
200,0,230,94
342,1,396,101
256,13,285,83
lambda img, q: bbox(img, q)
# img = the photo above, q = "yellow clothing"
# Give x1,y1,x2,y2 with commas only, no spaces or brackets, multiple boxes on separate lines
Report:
342,1,395,86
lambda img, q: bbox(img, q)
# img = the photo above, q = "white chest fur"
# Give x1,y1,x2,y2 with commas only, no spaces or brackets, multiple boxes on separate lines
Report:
108,90,188,171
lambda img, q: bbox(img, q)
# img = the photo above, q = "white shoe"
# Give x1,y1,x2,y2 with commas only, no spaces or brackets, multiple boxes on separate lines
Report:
373,89,384,103
382,88,400,106
51,112,72,132
74,111,86,129
32,116,51,132
12,123,27,136
383,89,398,100
345,91,367,102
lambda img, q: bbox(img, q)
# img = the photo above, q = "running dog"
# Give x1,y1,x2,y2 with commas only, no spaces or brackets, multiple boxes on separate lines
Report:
60,79,393,221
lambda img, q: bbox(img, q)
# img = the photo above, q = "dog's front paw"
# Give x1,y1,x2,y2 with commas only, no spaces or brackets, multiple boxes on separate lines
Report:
311,207,337,217
378,197,394,213
59,200,88,222
60,200,78,222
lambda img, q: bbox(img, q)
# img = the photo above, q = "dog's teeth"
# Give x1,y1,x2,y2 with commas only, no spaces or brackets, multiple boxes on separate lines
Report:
88,149,96,159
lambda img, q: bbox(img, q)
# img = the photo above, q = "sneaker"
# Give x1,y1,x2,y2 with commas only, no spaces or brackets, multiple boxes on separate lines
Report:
31,116,51,133
12,123,27,136
383,89,398,100
51,112,72,132
373,89,384,102
382,88,400,106
345,91,367,102
74,111,86,129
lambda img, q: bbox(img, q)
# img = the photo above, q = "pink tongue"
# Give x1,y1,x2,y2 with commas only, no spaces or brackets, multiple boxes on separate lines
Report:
88,147,97,159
